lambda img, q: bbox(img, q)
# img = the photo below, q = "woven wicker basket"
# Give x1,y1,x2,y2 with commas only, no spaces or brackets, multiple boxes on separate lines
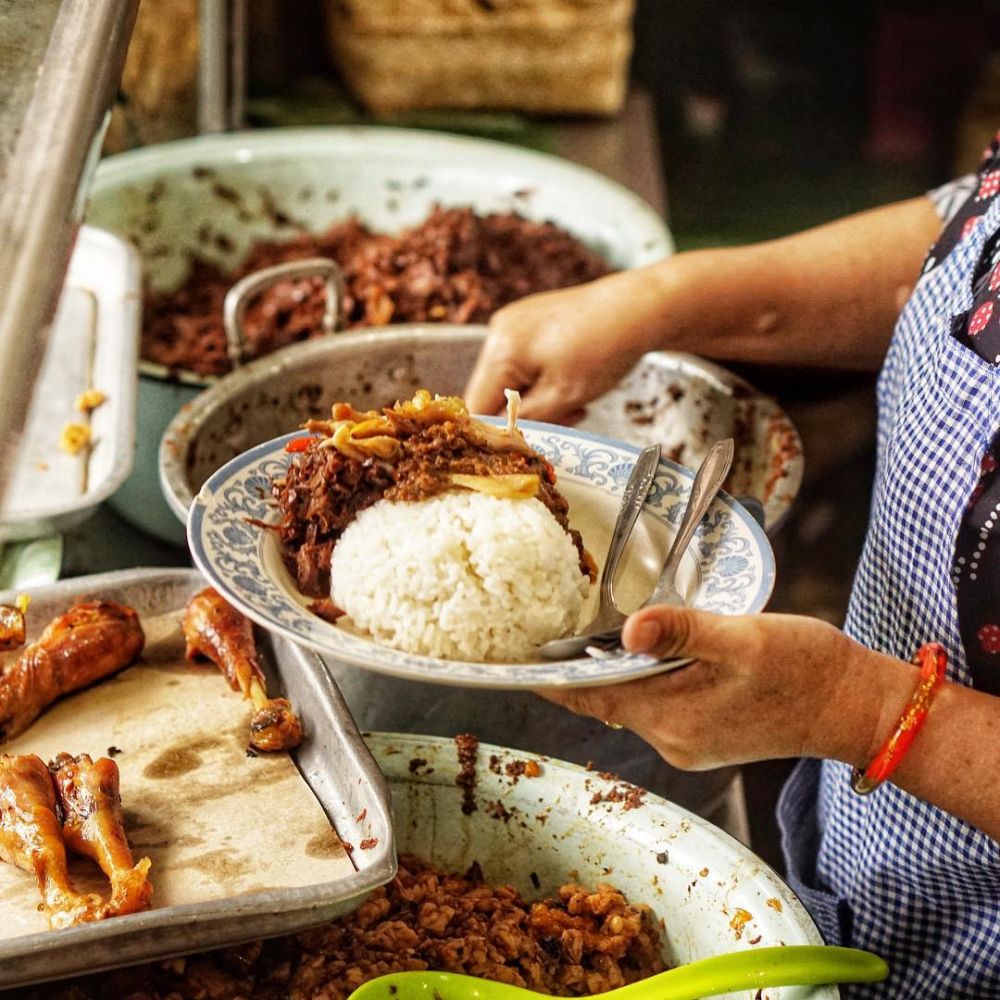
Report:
325,0,636,116
104,0,199,153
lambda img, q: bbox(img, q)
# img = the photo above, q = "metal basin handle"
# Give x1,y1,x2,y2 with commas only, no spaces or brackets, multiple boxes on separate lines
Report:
222,257,346,368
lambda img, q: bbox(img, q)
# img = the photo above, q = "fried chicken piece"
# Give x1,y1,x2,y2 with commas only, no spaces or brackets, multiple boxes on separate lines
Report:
182,588,303,752
49,753,152,917
0,603,27,652
0,754,105,928
0,601,145,743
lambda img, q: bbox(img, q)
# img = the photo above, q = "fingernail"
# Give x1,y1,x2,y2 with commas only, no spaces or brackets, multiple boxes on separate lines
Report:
628,619,662,652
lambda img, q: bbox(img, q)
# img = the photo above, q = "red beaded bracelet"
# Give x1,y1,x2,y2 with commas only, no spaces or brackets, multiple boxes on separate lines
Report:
850,642,948,796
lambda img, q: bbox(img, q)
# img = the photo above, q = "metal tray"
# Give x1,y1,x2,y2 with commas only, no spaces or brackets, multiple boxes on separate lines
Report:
0,227,140,542
0,568,395,990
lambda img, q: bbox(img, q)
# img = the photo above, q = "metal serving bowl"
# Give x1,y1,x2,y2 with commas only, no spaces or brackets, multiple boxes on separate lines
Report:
86,126,672,544
366,732,835,999
160,325,802,534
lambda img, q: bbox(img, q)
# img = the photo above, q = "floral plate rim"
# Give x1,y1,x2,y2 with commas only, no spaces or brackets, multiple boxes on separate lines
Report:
187,421,775,689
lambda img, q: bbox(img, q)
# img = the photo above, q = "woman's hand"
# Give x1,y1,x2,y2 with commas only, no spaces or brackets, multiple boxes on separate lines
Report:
538,605,918,771
465,197,942,421
542,604,1000,839
464,269,666,422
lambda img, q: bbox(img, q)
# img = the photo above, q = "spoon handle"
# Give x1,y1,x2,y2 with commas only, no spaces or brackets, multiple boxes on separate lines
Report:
611,945,888,1000
646,438,734,606
601,445,661,609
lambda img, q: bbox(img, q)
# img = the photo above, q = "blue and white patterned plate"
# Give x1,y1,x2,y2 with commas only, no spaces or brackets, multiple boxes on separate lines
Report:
188,422,775,689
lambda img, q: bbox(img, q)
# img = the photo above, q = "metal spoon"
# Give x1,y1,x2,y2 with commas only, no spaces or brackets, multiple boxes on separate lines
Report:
345,944,888,1000
539,445,660,661
645,436,734,609
540,438,734,660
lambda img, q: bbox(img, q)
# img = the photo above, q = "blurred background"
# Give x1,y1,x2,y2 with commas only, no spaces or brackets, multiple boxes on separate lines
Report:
105,0,1000,871
109,1,1000,240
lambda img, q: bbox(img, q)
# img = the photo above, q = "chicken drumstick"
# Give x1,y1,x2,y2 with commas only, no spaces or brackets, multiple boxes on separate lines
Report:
0,601,145,743
0,595,29,652
49,752,152,916
182,588,303,752
0,754,105,928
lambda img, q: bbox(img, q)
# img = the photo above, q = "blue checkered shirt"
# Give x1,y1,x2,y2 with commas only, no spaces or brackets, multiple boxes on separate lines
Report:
778,191,1000,997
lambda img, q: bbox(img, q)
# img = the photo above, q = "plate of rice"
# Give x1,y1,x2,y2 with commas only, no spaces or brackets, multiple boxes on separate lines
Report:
187,391,774,688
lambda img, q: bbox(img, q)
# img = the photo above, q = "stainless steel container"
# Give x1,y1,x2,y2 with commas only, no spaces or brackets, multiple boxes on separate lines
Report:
160,326,802,533
0,568,394,989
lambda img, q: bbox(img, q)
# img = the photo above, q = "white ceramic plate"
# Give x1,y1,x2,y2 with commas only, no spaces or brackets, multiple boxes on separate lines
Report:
188,423,775,689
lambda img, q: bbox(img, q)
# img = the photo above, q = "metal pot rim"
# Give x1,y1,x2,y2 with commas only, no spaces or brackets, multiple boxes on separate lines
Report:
157,324,488,522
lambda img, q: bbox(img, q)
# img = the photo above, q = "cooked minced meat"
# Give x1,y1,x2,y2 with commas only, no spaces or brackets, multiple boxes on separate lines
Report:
273,396,588,598
13,857,664,1000
142,207,611,377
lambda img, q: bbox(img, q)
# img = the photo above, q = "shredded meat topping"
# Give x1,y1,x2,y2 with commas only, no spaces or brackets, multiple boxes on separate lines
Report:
273,394,587,598
142,207,611,377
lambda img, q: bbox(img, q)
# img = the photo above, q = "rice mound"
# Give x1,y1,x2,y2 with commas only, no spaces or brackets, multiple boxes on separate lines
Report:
330,492,589,662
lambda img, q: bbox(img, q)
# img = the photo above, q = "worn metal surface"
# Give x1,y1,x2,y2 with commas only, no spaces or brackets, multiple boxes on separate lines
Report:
198,0,246,132
0,228,140,542
0,0,61,186
0,0,137,502
159,326,802,533
0,568,395,990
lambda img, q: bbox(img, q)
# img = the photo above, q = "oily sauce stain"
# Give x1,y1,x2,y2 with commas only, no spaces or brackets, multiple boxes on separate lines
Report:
305,828,343,860
143,746,202,779
176,848,252,887
142,735,224,780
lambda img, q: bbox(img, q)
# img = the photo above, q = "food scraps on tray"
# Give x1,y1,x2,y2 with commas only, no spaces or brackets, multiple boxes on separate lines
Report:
142,206,611,377
270,389,594,661
74,389,107,415
59,422,93,456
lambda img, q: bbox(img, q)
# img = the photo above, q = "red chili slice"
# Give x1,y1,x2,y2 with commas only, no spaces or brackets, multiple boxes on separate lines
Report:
285,436,319,453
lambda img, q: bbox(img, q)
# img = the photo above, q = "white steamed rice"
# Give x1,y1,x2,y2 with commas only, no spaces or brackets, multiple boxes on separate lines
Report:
330,492,589,662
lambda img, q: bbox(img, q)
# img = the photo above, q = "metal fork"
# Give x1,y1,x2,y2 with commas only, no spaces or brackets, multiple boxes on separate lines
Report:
581,437,735,663
539,444,661,660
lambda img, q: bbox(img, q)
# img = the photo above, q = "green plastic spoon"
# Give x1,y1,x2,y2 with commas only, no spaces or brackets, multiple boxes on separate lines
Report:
346,945,888,1000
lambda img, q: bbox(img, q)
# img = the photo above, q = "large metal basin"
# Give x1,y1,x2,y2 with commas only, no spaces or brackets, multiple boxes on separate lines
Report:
371,732,835,1000
161,326,802,533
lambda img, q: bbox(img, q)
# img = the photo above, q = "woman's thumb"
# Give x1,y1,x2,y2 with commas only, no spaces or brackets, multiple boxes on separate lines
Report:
623,605,735,660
